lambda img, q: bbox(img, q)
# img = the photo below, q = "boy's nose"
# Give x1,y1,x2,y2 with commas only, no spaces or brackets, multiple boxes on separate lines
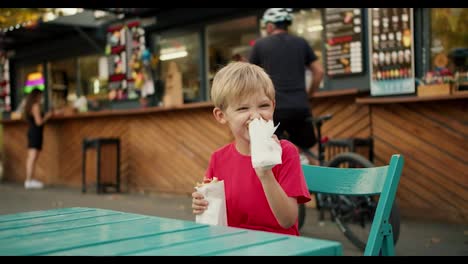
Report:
250,112,261,120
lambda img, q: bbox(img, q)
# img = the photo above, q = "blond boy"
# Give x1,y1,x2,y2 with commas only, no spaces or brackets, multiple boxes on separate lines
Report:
192,62,310,236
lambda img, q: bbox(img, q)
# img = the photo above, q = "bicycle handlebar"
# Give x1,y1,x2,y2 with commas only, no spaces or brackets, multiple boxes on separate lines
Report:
306,114,333,126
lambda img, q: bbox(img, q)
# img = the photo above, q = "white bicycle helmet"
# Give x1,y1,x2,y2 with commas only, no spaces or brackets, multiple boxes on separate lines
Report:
262,8,293,24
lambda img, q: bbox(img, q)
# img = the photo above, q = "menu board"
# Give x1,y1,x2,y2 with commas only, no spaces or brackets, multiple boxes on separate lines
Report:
369,8,415,96
324,8,364,77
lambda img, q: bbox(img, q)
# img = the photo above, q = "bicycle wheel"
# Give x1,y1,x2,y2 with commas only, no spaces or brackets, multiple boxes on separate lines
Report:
327,152,401,252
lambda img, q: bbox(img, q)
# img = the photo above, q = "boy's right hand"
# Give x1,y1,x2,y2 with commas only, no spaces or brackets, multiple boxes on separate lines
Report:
192,191,209,215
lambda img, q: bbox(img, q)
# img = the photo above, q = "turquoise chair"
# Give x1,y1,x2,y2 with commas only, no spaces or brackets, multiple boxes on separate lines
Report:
302,154,404,256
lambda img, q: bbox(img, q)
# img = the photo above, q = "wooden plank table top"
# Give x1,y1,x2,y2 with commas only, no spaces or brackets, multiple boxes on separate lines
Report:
0,207,342,256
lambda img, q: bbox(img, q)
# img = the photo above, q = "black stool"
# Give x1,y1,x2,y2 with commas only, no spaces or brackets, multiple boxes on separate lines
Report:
82,138,121,194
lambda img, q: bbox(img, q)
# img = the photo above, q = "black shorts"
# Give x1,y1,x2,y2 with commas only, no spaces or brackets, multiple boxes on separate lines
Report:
27,129,43,150
274,109,317,150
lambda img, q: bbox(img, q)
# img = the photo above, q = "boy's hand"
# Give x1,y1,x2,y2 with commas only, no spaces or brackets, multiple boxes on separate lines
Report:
272,134,280,145
254,134,280,179
192,191,209,215
254,166,272,179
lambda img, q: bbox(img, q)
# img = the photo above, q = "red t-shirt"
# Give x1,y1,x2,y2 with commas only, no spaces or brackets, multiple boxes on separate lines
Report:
205,140,311,236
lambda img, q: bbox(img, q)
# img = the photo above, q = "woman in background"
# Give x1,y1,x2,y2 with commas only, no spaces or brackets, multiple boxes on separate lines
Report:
23,89,53,189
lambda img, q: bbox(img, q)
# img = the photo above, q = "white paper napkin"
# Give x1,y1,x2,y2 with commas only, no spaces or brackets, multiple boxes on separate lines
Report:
249,118,282,168
195,180,227,226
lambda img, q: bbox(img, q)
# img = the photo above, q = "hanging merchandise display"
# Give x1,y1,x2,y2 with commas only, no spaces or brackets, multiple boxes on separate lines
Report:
105,20,155,101
0,51,11,112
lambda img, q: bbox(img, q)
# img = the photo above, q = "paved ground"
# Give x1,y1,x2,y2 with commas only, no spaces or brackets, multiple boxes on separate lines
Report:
0,182,466,256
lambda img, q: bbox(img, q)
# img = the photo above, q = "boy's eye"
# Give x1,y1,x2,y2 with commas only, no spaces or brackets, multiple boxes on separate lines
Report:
260,103,270,108
236,107,248,111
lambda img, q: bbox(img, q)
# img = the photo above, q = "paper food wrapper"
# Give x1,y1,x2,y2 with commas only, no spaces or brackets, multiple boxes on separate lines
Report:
195,180,227,226
249,118,282,168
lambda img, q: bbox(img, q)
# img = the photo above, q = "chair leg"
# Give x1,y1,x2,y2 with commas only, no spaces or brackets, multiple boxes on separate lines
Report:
381,233,395,256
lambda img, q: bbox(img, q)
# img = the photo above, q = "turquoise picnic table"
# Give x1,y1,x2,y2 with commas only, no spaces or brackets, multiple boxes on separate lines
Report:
0,207,342,256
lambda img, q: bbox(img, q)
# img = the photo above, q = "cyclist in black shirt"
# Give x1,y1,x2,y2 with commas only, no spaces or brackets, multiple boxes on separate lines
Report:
250,8,324,163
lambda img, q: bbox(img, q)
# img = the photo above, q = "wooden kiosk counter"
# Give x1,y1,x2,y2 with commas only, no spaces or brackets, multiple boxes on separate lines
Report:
1,102,232,196
2,92,467,224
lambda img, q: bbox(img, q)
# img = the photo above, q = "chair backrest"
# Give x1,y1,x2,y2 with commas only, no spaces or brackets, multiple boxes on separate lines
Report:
302,154,404,256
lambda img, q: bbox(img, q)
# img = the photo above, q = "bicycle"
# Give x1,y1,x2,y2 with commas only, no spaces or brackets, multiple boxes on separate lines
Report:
286,114,401,252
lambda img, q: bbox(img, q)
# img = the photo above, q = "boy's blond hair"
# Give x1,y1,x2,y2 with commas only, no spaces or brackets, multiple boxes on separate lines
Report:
211,62,275,110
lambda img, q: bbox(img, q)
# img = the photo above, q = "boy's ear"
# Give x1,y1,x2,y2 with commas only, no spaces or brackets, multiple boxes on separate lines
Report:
213,107,227,124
